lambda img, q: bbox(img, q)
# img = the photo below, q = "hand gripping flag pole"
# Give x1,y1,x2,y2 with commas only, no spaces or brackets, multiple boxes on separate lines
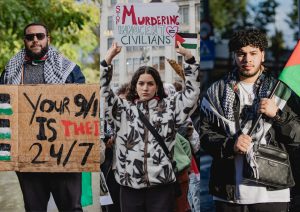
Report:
248,40,300,136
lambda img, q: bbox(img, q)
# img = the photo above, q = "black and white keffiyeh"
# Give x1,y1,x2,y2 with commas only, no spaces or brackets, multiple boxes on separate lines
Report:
3,46,75,84
201,68,290,180
222,68,271,121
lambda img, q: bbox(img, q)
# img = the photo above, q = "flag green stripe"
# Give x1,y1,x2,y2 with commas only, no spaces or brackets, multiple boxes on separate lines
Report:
0,156,10,161
181,43,197,49
275,81,292,101
0,133,11,140
279,65,300,97
0,108,13,115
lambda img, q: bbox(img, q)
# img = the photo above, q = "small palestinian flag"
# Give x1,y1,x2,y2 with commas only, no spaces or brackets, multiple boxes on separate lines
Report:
0,94,13,115
0,143,11,161
175,33,198,49
0,119,11,140
274,81,292,111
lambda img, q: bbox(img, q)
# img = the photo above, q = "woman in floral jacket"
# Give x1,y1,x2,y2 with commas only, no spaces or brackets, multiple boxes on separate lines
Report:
100,42,200,212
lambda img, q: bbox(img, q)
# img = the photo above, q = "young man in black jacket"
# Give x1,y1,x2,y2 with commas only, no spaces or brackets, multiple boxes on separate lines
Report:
199,28,300,212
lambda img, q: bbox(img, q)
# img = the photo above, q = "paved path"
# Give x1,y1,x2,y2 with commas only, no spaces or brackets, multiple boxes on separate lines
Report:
0,172,101,212
0,171,24,212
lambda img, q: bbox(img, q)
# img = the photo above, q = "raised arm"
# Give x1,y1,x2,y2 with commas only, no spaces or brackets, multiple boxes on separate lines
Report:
100,42,123,125
104,42,122,65
173,42,200,128
100,42,122,95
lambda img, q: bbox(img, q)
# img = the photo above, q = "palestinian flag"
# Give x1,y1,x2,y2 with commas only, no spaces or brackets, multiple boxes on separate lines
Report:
0,143,11,161
279,41,300,97
0,94,13,115
190,156,200,181
274,81,292,111
175,33,198,49
0,119,11,140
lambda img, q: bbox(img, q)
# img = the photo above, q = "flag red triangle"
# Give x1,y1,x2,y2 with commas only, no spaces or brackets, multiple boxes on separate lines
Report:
285,40,300,67
175,34,185,47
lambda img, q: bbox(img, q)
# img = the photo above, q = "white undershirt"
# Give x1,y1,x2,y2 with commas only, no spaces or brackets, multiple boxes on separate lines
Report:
239,82,255,105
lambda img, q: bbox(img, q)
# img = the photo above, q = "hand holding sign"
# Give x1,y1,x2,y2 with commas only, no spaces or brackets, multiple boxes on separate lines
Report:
175,41,193,61
105,42,122,65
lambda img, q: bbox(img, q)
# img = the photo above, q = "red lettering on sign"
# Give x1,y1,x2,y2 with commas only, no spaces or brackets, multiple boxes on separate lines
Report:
117,3,180,26
137,17,145,25
170,15,179,25
61,120,99,137
161,16,166,24
93,121,99,136
85,121,91,135
61,120,72,136
157,16,161,25
145,17,150,25
122,5,137,25
74,122,85,135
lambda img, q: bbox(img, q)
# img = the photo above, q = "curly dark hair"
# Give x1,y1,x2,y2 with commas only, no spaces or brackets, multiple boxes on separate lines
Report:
229,28,268,52
126,66,167,102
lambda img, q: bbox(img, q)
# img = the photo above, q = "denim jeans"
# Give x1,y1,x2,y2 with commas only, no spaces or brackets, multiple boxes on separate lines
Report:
187,173,201,212
199,154,215,212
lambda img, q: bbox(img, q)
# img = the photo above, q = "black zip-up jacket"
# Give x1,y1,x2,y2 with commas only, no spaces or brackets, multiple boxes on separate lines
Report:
199,71,300,201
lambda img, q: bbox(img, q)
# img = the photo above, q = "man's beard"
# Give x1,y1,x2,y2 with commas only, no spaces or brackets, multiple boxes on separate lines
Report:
25,44,49,60
238,66,261,78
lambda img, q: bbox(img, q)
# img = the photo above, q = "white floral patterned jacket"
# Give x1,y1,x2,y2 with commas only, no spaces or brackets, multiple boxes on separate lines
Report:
100,59,200,189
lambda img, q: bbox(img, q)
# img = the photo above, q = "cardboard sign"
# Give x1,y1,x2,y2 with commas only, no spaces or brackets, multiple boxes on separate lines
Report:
114,3,179,47
0,84,100,172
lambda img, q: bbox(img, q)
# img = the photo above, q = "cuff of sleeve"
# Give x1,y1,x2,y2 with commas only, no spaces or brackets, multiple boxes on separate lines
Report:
221,137,235,158
101,60,108,67
272,109,286,124
185,56,196,64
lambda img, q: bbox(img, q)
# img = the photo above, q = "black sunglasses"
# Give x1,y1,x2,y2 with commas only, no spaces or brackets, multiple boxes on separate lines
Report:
24,33,46,41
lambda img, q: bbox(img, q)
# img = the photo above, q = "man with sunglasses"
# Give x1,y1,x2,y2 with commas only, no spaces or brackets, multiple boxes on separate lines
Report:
1,23,84,211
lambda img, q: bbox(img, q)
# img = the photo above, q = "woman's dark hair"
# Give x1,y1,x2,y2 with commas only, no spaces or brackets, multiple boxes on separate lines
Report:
126,66,167,102
229,28,268,52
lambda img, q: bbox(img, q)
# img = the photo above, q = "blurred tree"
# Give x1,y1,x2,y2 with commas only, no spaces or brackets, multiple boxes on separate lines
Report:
209,0,280,38
209,0,248,39
270,29,285,75
208,0,284,76
286,0,298,40
249,0,279,32
248,0,286,75
0,0,100,83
